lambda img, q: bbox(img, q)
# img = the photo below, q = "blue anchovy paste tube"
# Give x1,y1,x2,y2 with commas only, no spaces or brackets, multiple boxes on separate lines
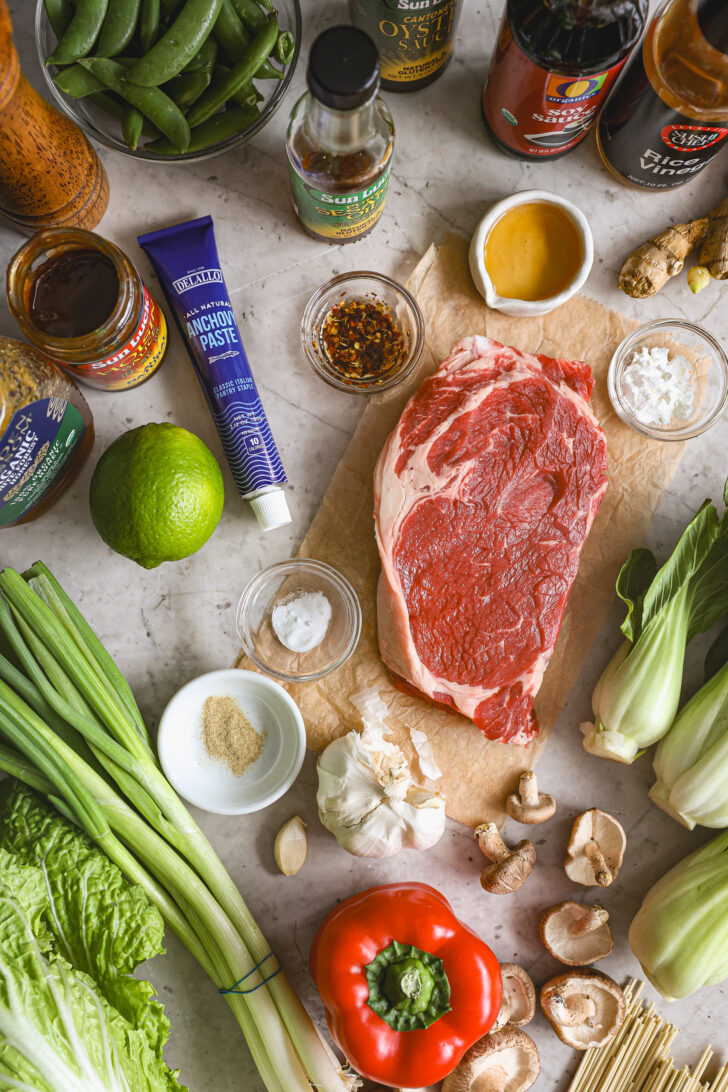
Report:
138,215,290,532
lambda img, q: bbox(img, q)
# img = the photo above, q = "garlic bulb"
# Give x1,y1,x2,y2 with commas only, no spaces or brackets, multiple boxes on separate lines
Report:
316,688,446,858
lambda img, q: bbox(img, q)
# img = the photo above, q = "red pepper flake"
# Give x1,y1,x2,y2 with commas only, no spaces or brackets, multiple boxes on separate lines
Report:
321,296,405,383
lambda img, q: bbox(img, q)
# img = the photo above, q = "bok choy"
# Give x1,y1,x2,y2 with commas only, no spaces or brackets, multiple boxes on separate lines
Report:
629,828,728,1000
583,482,728,764
650,624,728,829
0,562,357,1092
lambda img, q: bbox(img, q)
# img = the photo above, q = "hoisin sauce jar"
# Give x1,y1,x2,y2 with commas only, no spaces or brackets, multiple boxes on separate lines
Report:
7,228,167,391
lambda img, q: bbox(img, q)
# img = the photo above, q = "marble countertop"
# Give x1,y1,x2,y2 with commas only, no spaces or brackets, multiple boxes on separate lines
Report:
2,0,728,1089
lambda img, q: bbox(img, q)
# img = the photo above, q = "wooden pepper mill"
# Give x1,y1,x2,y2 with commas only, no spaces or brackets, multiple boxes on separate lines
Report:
0,0,109,234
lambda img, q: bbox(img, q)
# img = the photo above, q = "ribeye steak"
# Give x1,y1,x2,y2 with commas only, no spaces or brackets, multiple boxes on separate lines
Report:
374,336,608,745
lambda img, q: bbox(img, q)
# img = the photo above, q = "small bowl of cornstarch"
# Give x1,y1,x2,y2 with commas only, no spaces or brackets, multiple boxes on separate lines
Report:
237,559,362,683
608,319,728,441
157,669,305,815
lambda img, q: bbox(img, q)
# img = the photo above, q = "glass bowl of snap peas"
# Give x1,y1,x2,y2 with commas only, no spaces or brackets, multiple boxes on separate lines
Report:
36,0,301,161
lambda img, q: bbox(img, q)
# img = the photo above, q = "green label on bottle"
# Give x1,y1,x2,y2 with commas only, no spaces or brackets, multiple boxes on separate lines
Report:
288,167,391,241
0,399,85,526
351,0,461,84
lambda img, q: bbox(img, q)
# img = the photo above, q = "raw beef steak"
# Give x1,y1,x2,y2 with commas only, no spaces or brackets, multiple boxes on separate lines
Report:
374,336,608,745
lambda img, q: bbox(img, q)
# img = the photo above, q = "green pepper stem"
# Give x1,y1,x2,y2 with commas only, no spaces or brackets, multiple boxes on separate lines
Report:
365,940,451,1032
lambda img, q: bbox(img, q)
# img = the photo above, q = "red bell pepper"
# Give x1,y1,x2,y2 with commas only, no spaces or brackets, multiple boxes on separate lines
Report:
310,882,502,1087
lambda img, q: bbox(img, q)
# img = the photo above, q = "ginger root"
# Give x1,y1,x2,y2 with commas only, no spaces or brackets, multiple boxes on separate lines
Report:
619,218,707,299
619,194,728,299
697,195,728,281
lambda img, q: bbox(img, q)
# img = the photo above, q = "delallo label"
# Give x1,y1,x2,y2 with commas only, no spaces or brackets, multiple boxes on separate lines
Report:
482,15,626,158
138,215,287,502
0,398,86,526
288,167,391,241
350,0,461,85
60,286,167,391
599,61,728,189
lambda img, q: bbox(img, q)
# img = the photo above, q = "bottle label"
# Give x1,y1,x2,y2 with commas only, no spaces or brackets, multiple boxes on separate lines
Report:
55,286,167,391
0,398,86,526
599,61,728,189
288,166,391,241
482,15,627,157
350,0,461,85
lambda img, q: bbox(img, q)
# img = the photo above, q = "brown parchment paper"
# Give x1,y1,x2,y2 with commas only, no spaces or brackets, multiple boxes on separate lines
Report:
235,233,688,827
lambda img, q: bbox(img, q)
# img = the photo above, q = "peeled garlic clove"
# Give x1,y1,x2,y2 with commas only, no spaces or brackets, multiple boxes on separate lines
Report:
274,816,307,875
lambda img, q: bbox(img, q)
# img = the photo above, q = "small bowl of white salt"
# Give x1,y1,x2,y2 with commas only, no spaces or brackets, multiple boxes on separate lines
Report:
608,319,728,442
237,558,362,683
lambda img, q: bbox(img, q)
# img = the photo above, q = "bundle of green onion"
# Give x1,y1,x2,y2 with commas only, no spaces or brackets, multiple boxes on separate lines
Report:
0,562,357,1092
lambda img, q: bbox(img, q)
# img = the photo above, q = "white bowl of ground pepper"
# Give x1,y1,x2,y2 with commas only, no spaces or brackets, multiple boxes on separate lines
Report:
157,669,306,815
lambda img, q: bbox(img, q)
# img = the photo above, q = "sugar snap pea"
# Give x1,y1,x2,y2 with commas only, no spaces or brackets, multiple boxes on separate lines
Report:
213,65,260,106
90,91,160,134
186,15,276,126
213,0,282,80
146,103,258,153
55,62,107,97
274,29,293,65
183,33,218,72
159,0,182,17
231,0,266,33
78,56,190,149
139,0,160,51
47,0,110,64
213,0,251,59
96,0,141,56
126,0,223,86
164,68,211,108
122,103,144,149
45,0,75,40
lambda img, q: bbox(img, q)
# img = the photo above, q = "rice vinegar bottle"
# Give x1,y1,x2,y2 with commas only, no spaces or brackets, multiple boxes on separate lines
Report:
597,0,728,189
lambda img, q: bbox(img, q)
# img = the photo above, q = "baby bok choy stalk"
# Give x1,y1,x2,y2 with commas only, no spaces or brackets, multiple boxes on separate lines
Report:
0,563,358,1092
650,624,728,829
583,482,728,764
629,828,728,1000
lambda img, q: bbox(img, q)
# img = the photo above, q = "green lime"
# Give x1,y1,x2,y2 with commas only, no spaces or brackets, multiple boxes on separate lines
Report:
89,423,224,569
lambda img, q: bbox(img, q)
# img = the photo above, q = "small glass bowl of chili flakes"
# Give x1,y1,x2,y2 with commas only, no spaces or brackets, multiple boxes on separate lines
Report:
302,271,424,394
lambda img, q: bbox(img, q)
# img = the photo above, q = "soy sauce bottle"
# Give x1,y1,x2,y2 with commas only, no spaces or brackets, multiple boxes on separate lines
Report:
597,0,728,190
482,0,648,160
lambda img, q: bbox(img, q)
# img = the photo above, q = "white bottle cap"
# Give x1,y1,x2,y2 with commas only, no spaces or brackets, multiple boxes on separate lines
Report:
249,488,292,532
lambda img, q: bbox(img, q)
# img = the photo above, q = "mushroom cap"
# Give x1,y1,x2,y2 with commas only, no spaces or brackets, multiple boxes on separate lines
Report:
481,840,536,894
442,1026,540,1092
539,901,613,966
506,793,556,824
505,773,556,824
565,808,626,887
500,963,536,1026
539,968,626,1050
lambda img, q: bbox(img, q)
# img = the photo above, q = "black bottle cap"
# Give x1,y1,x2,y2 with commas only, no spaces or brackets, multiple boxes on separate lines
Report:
307,26,380,110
